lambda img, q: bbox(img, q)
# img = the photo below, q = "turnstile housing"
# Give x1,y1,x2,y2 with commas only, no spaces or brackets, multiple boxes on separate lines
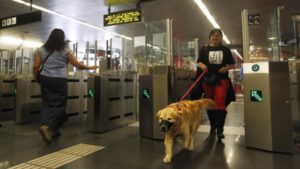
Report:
0,76,15,120
243,62,293,153
139,66,169,140
87,72,137,133
15,73,87,124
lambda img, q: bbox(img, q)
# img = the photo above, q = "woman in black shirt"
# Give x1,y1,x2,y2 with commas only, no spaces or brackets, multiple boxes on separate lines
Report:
197,28,235,140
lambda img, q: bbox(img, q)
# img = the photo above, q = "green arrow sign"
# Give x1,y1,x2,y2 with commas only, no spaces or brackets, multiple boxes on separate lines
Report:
142,89,150,99
88,89,94,98
250,90,262,102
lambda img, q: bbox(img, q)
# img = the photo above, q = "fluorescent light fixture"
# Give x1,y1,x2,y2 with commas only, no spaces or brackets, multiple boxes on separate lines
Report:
0,35,43,48
0,36,23,45
22,40,43,48
268,37,276,40
194,0,231,44
12,0,132,40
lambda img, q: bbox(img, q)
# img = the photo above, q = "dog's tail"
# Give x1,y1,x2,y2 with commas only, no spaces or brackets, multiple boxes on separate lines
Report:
194,99,216,109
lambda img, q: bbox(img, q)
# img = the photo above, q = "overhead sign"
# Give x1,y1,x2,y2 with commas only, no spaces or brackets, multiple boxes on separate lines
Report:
104,8,142,26
105,0,138,5
0,11,42,30
105,0,155,5
250,90,263,102
248,13,260,26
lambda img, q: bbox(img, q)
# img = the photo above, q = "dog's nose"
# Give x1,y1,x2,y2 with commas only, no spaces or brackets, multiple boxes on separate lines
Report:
160,125,168,132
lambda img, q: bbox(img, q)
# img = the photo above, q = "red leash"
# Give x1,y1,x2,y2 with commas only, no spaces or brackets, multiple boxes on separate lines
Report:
178,70,207,102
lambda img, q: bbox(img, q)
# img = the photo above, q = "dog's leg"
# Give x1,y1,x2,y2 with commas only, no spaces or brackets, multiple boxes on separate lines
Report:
183,127,191,150
188,123,200,150
188,134,195,150
163,134,173,163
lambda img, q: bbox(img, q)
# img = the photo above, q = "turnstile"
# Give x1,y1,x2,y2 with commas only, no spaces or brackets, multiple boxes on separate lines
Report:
87,71,137,133
138,66,195,140
289,61,300,122
171,68,194,102
15,72,87,124
0,76,15,120
243,62,293,153
139,66,168,140
15,75,41,123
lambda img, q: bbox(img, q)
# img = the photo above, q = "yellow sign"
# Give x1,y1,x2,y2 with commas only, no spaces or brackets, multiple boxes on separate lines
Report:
104,9,142,26
105,0,139,6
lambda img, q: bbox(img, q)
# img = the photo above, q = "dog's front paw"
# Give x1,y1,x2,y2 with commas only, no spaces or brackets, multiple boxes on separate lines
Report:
163,155,171,163
183,146,193,151
187,143,194,151
187,146,194,151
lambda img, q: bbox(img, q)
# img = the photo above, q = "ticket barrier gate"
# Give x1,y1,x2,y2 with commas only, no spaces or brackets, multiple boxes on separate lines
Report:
15,73,87,124
243,62,293,153
0,76,15,120
65,72,87,122
15,75,41,123
171,68,194,102
288,61,300,122
138,66,195,140
87,71,137,133
139,66,169,140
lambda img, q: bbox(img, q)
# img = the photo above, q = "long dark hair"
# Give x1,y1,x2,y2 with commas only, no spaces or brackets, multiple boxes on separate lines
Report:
43,28,67,52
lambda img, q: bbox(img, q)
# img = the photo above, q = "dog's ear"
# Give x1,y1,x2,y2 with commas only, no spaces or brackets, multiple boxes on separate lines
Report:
156,111,161,118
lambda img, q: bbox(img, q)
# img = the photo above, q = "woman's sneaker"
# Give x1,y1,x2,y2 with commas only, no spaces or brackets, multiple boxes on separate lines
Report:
39,125,52,144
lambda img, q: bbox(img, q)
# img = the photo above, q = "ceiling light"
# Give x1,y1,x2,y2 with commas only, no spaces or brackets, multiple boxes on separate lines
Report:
268,37,276,40
0,35,43,49
194,0,231,44
12,0,132,40
0,36,23,45
22,40,43,48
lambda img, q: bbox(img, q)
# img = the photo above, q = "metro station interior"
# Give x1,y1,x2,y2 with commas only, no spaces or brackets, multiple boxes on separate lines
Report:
1,0,300,168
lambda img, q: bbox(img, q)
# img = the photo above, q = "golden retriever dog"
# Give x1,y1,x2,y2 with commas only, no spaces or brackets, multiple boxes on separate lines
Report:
156,98,216,163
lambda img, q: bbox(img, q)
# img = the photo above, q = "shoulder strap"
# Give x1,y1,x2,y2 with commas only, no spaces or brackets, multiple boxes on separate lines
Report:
39,50,54,72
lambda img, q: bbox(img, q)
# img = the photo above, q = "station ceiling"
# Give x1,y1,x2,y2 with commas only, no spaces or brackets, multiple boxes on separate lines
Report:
0,0,299,48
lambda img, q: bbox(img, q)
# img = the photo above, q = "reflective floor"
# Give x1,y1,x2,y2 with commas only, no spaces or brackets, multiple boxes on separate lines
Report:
0,102,300,169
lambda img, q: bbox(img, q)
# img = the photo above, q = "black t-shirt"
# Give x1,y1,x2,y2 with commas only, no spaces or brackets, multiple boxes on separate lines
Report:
197,45,235,79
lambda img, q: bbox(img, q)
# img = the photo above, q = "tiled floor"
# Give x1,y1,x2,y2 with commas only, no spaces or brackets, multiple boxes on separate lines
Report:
0,102,299,169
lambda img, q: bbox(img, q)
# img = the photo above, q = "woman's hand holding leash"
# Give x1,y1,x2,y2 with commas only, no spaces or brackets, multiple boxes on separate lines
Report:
218,64,235,73
198,62,207,71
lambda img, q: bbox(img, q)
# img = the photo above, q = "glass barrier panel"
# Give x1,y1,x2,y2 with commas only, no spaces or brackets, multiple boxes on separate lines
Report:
145,20,169,66
247,8,280,62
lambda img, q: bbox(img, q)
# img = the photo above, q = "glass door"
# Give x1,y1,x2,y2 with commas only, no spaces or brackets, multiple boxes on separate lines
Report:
144,19,172,66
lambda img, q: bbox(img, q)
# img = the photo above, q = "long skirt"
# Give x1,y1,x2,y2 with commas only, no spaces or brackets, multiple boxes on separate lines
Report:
40,75,68,131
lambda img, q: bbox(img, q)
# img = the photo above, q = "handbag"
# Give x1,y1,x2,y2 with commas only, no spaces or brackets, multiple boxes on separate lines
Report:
203,73,219,85
36,50,54,83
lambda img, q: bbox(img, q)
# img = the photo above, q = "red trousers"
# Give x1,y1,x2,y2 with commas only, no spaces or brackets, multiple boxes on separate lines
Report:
202,79,230,110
